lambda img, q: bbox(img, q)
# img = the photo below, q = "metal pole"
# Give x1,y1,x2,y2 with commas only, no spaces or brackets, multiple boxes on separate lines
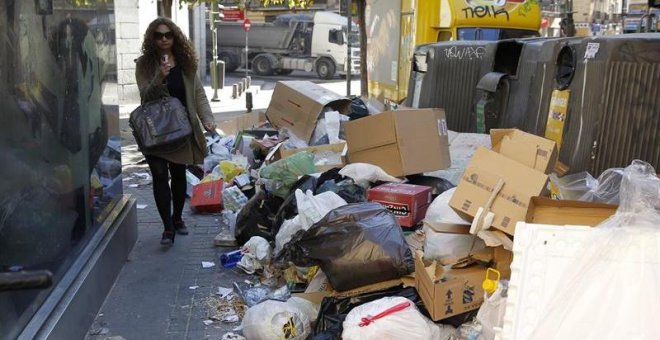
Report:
210,2,220,101
245,30,249,79
346,0,352,96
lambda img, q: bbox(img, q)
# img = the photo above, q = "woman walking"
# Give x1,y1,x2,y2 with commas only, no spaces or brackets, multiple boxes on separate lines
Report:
136,18,216,245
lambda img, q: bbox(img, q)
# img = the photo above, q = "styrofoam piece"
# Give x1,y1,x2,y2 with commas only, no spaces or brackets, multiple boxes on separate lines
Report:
501,222,660,340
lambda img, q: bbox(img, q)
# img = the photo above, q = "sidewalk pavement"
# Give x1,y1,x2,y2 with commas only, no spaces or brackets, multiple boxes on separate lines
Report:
87,76,359,340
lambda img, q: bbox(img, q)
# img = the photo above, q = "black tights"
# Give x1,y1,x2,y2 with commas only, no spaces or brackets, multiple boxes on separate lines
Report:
145,155,186,231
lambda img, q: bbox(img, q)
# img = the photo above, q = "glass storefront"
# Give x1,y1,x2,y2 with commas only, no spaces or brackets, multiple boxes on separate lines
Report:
0,0,120,338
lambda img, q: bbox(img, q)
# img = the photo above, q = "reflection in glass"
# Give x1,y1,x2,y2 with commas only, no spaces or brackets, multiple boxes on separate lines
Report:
0,1,119,338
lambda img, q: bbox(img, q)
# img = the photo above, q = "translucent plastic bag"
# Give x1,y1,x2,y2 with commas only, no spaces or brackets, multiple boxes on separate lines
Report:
526,160,660,340
550,167,624,204
476,281,508,340
242,299,311,340
260,151,316,199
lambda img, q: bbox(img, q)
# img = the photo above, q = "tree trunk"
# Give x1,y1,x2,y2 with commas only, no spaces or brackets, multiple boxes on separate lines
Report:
357,0,367,97
162,0,173,18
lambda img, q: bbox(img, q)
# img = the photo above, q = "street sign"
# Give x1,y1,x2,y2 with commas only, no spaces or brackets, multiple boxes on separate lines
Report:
223,8,244,21
243,18,251,32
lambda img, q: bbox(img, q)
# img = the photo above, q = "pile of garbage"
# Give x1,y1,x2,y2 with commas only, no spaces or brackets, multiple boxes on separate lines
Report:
186,81,659,339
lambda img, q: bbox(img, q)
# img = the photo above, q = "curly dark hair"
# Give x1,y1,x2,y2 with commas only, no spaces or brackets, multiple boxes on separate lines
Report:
140,17,198,76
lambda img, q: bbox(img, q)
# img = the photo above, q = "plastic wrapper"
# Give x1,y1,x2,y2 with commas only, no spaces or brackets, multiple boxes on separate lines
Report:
218,160,245,183
204,154,230,173
234,190,283,245
241,298,311,340
550,167,623,204
527,160,660,339
342,296,452,340
315,179,366,203
234,283,291,307
339,163,402,188
276,202,414,292
260,151,316,199
222,186,249,212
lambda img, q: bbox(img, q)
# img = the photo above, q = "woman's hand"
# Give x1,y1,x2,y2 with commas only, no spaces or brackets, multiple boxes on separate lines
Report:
203,122,217,132
159,58,171,81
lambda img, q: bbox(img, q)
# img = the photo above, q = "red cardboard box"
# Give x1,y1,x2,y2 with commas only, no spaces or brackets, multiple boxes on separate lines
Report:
367,183,433,227
191,180,223,213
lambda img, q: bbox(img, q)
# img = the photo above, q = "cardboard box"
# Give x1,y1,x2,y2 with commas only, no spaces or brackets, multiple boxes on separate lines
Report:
490,129,558,174
191,180,223,213
449,147,550,236
279,142,347,173
265,81,351,143
414,250,487,321
217,111,267,136
526,197,617,226
345,109,451,177
368,183,432,228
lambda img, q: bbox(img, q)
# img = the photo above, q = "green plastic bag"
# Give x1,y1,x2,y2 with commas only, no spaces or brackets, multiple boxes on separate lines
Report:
260,151,316,198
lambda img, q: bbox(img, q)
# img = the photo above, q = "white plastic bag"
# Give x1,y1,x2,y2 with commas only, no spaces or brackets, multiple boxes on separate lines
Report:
237,236,271,274
286,297,319,323
274,190,347,253
342,297,449,340
242,299,311,340
526,160,660,340
339,163,402,188
476,281,508,340
424,187,470,225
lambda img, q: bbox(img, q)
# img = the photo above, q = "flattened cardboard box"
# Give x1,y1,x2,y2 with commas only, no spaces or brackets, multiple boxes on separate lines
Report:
449,147,549,236
345,109,451,177
265,81,351,143
526,197,617,227
490,129,558,174
367,183,433,227
414,251,486,321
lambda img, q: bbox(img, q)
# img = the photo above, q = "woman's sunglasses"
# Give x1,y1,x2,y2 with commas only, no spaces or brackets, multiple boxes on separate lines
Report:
154,31,174,40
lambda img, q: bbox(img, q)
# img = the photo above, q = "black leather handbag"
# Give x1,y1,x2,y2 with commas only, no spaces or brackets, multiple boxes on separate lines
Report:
129,96,192,151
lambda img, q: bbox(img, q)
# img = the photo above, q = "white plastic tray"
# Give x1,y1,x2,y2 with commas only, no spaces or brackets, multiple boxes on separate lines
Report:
500,222,660,340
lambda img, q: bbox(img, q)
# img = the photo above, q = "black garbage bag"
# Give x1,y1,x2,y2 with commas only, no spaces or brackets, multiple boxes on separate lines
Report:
276,202,414,291
348,96,369,121
273,175,318,235
313,286,427,340
316,179,366,203
406,174,455,198
314,168,344,189
234,190,283,245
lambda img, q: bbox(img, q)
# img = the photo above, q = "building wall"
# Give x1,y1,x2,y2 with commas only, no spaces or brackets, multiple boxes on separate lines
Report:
115,0,190,106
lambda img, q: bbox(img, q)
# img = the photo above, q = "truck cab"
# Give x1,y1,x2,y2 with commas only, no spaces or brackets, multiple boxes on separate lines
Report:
311,11,361,77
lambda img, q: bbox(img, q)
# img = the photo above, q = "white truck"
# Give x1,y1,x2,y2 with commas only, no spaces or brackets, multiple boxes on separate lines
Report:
212,11,360,79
